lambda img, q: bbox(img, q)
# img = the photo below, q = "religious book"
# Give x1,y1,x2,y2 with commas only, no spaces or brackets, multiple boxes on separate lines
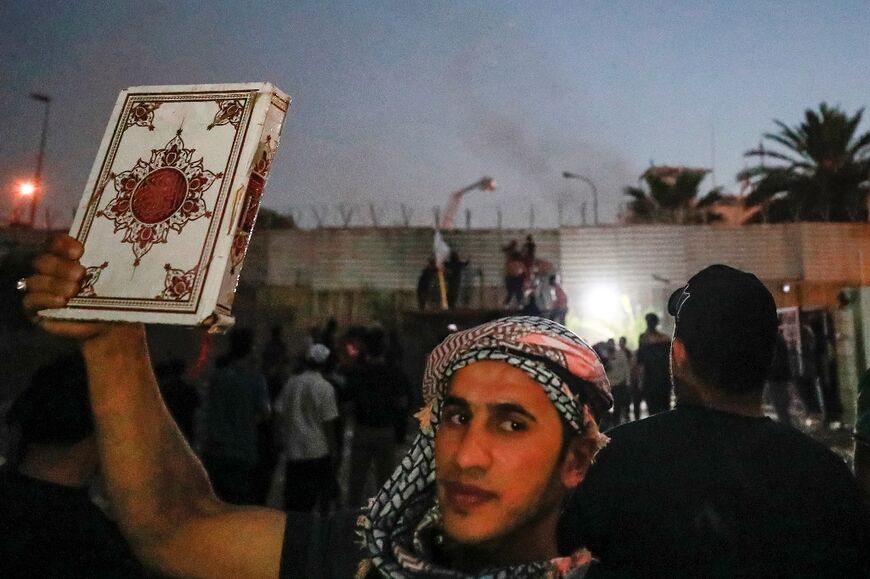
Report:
41,82,290,331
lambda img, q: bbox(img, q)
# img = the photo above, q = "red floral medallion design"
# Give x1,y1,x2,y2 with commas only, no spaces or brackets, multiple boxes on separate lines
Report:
208,99,245,130
230,136,274,274
78,262,109,297
157,263,198,301
99,130,222,266
126,102,160,131
131,167,188,224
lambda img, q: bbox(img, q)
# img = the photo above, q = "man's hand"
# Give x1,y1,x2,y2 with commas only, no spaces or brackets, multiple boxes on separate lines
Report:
22,235,287,578
21,234,115,341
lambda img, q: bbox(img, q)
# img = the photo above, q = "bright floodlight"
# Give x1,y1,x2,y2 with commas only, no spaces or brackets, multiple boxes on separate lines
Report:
583,285,622,321
18,182,36,197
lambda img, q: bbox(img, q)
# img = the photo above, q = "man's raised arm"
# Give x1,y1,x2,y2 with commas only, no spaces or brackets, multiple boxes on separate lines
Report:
23,235,285,579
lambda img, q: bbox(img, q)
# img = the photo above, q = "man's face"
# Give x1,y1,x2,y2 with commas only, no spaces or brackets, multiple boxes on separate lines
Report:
434,360,580,548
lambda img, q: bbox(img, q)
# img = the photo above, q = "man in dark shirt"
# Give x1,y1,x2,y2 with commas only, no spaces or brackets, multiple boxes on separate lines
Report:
346,327,411,506
0,353,144,578
565,264,870,577
22,237,615,578
201,328,271,505
635,312,671,415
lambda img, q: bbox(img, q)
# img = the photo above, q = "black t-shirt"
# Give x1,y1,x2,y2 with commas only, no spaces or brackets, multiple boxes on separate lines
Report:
280,510,366,578
562,405,870,578
0,468,145,579
347,362,410,428
635,334,670,390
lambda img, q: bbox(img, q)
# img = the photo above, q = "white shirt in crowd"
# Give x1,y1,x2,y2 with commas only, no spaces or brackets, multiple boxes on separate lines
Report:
275,370,339,461
607,348,631,386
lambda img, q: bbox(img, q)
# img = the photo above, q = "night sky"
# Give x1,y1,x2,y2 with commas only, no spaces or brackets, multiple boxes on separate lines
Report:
1,1,868,228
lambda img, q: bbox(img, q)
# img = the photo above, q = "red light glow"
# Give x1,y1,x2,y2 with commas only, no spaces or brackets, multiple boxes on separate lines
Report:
18,182,36,197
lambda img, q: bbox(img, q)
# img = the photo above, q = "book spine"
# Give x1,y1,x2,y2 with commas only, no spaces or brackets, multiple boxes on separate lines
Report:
211,90,289,327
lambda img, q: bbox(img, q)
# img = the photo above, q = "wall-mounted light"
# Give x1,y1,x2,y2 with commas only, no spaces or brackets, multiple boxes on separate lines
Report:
582,285,623,321
781,283,792,294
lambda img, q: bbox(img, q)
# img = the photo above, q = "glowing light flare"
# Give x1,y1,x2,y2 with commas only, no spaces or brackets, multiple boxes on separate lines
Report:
581,285,623,322
18,181,36,197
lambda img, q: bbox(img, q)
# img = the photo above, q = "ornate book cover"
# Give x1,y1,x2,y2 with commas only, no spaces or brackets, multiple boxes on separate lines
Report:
41,82,290,330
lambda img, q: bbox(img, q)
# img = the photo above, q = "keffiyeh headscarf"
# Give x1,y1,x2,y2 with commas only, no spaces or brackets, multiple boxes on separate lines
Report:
358,316,612,579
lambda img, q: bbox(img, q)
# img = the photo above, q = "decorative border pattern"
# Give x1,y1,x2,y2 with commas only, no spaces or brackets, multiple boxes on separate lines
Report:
70,89,259,314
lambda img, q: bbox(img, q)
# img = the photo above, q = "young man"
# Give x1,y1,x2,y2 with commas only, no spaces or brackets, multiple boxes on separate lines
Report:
346,328,408,508
0,353,145,578
274,343,339,513
21,234,612,578
201,328,271,505
563,264,870,577
635,313,671,414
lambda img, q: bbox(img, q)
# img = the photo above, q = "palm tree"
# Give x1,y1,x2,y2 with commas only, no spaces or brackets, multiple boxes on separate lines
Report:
740,103,870,222
623,166,720,224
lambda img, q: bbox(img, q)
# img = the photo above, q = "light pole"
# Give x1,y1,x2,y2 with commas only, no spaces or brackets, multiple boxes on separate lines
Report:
29,92,52,228
562,171,599,226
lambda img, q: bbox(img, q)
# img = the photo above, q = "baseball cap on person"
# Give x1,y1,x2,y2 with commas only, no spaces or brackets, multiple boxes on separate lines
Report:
667,264,778,392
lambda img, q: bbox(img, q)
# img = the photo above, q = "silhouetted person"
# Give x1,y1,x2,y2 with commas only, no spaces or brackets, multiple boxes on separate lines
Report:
766,324,793,427
606,338,631,426
444,250,468,309
346,328,407,506
565,265,870,577
202,328,271,505
275,344,339,513
620,336,642,421
549,273,568,324
796,322,821,420
257,324,291,504
523,234,537,272
503,241,526,308
385,329,413,443
636,312,671,414
261,324,291,402
0,353,144,578
416,257,437,310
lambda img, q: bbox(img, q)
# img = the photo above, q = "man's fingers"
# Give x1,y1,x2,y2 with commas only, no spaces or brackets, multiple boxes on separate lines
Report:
22,291,70,312
32,253,86,282
47,234,85,261
21,274,83,315
24,274,82,299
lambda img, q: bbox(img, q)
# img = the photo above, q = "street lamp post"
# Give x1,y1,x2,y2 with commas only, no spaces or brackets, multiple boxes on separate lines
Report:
562,171,599,226
29,92,52,228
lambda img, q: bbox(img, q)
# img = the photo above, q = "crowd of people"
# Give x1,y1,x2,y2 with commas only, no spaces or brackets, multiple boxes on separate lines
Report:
587,312,675,430
415,235,570,323
416,251,469,311
2,233,869,578
167,320,416,513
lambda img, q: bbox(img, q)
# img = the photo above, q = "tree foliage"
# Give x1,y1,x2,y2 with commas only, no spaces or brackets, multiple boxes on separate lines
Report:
256,208,296,229
623,167,721,224
740,103,870,222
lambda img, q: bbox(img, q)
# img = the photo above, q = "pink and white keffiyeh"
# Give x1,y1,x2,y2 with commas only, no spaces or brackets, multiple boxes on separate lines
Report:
358,316,612,579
